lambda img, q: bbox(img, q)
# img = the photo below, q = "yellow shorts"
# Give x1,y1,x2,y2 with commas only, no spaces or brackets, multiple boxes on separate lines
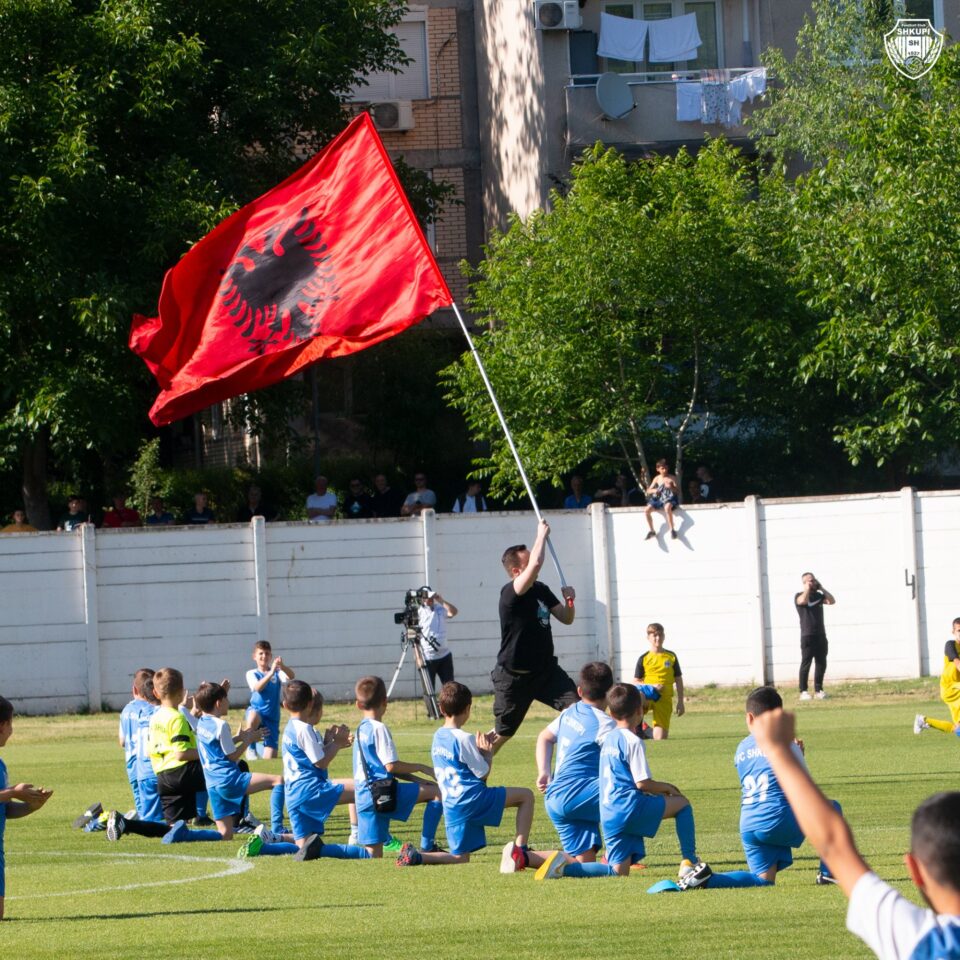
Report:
941,683,960,725
644,695,673,731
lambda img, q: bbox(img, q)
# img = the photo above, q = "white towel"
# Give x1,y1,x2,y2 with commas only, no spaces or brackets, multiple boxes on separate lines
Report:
745,66,767,100
598,12,649,62
728,74,750,103
648,13,702,62
675,82,701,122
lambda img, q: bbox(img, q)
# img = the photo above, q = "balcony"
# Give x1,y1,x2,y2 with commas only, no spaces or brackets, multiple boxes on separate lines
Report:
564,69,761,156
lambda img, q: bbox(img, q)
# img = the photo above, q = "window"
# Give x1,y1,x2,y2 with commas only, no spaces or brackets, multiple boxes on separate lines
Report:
352,10,429,101
599,0,720,73
899,0,944,28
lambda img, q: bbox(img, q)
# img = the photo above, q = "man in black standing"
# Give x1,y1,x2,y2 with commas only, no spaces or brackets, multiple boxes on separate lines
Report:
796,571,836,701
489,519,578,753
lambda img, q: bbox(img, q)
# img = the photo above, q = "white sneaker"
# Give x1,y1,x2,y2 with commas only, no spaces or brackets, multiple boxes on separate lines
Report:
814,690,828,700
914,714,929,735
799,691,812,701
255,824,281,844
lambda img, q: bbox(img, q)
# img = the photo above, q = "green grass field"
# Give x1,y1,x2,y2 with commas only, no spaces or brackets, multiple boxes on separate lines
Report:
1,680,954,959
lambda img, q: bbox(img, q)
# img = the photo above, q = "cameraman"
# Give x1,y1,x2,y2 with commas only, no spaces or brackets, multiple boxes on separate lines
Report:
417,589,458,690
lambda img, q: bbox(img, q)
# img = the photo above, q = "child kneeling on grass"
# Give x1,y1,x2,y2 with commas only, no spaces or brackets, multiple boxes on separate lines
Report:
353,675,444,857
751,708,960,960
0,695,53,921
397,681,553,870
537,683,710,883
244,680,371,862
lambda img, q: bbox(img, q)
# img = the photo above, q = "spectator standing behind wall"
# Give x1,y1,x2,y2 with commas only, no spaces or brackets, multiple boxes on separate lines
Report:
343,479,375,519
371,473,404,518
57,495,89,531
401,472,437,517
1,509,37,533
145,497,175,526
563,475,592,510
102,492,141,528
237,484,277,522
183,491,216,525
452,481,487,514
696,466,719,503
306,475,337,524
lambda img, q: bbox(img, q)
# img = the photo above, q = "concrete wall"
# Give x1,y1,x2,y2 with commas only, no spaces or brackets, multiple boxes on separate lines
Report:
2,488,956,714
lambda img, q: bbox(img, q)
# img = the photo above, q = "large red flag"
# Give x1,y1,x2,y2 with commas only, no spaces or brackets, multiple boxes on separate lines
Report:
130,113,453,426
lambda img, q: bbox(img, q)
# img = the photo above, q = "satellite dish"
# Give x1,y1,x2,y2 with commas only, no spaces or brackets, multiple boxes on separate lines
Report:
596,72,635,120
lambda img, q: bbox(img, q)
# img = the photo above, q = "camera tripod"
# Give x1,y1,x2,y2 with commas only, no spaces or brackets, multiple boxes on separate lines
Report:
386,625,440,720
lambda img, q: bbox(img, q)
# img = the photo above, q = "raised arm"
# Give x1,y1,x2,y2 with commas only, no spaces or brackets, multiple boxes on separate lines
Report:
751,709,868,896
513,520,549,596
435,594,458,618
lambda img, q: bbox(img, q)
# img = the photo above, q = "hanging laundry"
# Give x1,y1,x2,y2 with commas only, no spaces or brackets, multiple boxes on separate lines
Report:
675,81,701,122
648,13,702,62
729,66,767,103
598,12,649,62
700,80,730,125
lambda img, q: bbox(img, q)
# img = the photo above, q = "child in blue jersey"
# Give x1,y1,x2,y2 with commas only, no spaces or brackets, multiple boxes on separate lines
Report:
0,695,53,921
191,681,284,844
353,676,444,857
736,685,838,885
118,668,156,816
538,683,710,883
132,673,164,824
245,641,294,759
536,661,617,866
398,681,553,869
751,708,960,960
255,680,370,862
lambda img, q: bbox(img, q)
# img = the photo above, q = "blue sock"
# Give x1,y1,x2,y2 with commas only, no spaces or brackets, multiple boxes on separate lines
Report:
260,841,299,856
704,871,772,889
195,791,209,820
675,805,697,862
270,784,285,832
420,800,443,849
563,862,617,878
819,801,843,877
179,828,222,842
319,843,372,860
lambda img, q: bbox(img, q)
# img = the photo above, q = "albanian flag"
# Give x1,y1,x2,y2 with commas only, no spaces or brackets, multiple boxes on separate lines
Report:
130,113,453,426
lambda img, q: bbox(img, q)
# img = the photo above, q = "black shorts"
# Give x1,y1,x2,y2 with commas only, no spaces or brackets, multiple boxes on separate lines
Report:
491,660,578,738
156,760,207,824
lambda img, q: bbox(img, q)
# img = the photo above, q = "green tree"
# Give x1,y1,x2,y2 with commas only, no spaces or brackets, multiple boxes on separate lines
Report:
0,0,407,527
756,2,960,472
443,142,787,501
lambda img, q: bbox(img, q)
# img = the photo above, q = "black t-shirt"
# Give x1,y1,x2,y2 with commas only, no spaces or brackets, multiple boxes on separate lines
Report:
796,590,827,637
344,493,375,519
371,488,404,518
498,580,561,673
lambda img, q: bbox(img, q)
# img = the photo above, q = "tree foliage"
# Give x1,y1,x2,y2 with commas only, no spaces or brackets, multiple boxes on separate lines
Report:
443,141,790,500
0,0,407,525
756,2,960,469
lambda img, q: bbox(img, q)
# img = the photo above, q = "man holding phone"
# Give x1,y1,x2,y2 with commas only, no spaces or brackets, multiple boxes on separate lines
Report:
795,572,836,701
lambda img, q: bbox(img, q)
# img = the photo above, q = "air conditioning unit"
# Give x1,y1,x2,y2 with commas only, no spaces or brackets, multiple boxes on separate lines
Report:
535,0,582,30
369,100,415,132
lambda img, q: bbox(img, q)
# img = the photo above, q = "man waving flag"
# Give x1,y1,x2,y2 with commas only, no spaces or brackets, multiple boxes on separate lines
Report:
130,113,452,426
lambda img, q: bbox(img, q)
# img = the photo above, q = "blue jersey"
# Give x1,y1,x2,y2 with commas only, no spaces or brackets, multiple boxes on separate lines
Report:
119,699,153,782
599,727,652,822
735,733,805,836
545,701,615,809
0,756,7,843
283,717,335,802
196,714,240,789
431,727,490,823
247,669,285,722
353,718,398,813
134,702,157,781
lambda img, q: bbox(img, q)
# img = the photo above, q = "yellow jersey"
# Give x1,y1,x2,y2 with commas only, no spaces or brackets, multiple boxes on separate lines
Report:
150,706,196,773
941,641,960,689
634,649,682,691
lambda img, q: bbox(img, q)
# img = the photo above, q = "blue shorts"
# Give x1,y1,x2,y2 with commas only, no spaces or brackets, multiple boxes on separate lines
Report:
602,793,665,867
444,786,506,856
0,840,5,898
207,771,252,822
357,782,419,846
246,709,279,751
545,786,601,857
647,493,678,510
137,776,165,823
288,782,344,841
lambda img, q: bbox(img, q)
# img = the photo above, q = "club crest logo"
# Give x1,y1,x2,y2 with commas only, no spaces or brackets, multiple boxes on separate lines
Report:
884,19,944,80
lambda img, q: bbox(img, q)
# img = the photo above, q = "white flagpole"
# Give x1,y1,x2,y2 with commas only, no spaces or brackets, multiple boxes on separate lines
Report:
451,301,568,589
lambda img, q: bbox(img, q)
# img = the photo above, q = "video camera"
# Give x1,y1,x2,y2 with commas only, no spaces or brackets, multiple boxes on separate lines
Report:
394,586,431,628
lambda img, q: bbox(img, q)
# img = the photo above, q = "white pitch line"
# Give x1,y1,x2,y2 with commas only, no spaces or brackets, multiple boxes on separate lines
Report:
6,850,254,900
